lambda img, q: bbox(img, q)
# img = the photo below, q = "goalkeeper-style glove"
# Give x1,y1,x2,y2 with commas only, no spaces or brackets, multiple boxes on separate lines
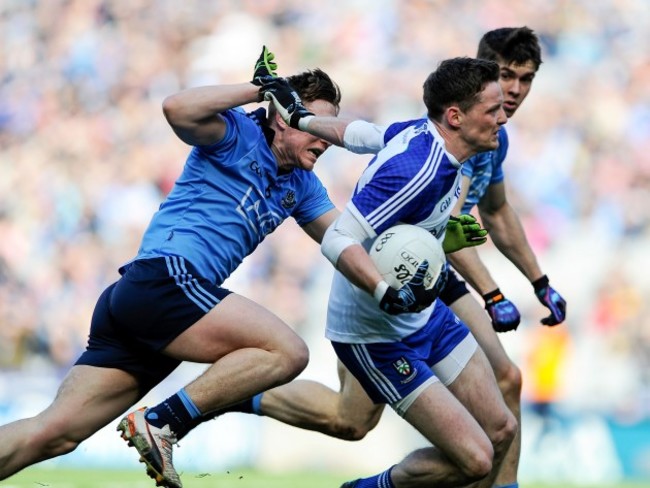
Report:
483,289,521,332
532,275,567,326
262,78,315,130
376,261,442,315
251,45,279,100
443,215,488,254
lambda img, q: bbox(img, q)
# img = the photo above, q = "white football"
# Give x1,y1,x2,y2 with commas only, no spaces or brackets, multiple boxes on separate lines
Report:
369,224,445,290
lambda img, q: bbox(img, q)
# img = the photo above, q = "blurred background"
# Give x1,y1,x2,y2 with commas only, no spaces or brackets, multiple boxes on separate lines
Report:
0,0,648,485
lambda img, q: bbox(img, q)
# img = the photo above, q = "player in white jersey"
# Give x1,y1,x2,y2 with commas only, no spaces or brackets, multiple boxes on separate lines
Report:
0,48,438,488
213,28,561,488
263,57,516,488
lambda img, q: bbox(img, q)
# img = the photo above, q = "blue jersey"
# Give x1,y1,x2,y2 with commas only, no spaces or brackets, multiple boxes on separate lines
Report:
133,108,334,285
460,126,509,214
326,118,462,344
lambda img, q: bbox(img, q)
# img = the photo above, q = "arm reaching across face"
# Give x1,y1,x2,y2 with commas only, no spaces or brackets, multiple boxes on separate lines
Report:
260,78,386,153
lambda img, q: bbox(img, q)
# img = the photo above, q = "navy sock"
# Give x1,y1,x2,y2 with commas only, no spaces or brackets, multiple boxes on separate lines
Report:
145,388,201,440
171,393,265,441
349,466,395,488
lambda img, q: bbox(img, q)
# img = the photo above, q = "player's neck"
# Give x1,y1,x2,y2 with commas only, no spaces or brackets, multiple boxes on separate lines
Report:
431,120,472,164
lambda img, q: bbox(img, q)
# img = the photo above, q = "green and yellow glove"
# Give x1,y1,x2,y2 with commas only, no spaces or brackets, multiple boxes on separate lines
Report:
442,215,488,254
251,45,278,99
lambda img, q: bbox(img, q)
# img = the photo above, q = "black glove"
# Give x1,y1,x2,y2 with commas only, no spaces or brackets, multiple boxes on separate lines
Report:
251,45,278,100
262,78,314,130
483,288,521,332
532,275,567,326
379,261,440,315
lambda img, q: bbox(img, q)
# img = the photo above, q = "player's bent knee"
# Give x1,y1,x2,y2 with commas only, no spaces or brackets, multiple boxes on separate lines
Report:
331,418,374,441
278,338,310,382
459,444,493,482
489,409,517,453
496,362,522,404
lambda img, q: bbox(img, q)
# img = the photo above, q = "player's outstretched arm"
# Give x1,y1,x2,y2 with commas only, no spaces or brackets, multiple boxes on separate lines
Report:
478,182,567,326
261,78,385,152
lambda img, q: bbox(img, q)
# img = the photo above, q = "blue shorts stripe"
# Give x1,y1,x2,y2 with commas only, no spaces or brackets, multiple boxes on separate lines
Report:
352,344,401,403
166,256,220,312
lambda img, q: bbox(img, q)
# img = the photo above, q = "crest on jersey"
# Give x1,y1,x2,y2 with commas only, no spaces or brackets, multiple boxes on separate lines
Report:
281,190,297,209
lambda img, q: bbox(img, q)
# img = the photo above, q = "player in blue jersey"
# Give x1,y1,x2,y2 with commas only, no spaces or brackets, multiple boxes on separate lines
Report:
263,57,517,488
440,27,566,488
0,48,437,488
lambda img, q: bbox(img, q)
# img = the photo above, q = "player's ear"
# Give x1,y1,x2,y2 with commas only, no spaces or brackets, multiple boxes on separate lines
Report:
445,106,462,129
274,110,289,129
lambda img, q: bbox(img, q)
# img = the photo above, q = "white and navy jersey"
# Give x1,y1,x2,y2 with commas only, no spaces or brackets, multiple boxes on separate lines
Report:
131,108,334,285
460,127,509,214
326,118,462,344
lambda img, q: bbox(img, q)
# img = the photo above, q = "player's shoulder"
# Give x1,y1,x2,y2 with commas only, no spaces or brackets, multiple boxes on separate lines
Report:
384,117,428,143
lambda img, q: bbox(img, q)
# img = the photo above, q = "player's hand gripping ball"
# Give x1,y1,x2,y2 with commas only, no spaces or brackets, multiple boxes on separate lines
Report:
370,224,448,314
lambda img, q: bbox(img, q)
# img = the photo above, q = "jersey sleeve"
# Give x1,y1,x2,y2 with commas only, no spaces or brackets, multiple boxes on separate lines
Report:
194,109,261,165
291,173,335,226
382,119,423,144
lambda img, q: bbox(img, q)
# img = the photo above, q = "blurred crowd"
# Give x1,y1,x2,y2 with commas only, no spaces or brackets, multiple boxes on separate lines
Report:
0,0,649,423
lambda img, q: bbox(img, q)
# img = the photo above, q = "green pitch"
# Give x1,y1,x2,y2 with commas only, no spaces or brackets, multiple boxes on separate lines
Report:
2,469,648,488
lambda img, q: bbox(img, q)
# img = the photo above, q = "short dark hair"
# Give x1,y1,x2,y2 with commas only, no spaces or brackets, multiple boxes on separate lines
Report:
477,27,542,71
423,57,500,121
287,69,342,114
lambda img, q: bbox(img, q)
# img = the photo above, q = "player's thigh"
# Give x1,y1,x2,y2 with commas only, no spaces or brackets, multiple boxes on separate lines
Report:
404,380,491,463
164,293,306,363
337,359,384,428
39,365,141,441
450,294,513,376
446,346,509,430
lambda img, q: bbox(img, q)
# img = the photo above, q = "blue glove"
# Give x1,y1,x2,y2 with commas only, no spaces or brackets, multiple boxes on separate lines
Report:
532,275,567,326
379,261,440,315
483,289,521,332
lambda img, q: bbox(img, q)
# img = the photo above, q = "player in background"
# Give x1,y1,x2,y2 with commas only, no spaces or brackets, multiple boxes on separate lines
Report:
442,27,566,488
206,28,565,488
263,56,517,488
0,48,438,488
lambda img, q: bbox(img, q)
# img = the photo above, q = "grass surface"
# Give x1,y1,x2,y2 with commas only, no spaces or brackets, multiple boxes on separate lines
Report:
2,469,648,488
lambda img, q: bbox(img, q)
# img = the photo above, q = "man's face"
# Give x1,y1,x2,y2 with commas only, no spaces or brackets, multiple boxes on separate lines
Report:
461,81,507,153
278,99,337,172
497,58,537,118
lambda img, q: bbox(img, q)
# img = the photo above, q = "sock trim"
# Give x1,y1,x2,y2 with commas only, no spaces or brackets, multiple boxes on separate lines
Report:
178,388,202,419
251,393,264,415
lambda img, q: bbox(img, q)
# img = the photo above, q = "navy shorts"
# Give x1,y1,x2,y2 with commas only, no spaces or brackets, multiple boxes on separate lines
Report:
332,302,475,407
76,256,232,394
439,265,470,306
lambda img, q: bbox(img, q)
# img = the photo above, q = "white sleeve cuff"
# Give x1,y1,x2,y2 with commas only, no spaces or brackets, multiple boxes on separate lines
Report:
343,120,387,154
373,280,389,303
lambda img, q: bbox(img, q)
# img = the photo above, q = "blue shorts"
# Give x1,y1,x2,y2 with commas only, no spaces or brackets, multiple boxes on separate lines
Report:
439,265,470,306
332,302,473,407
75,256,232,394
